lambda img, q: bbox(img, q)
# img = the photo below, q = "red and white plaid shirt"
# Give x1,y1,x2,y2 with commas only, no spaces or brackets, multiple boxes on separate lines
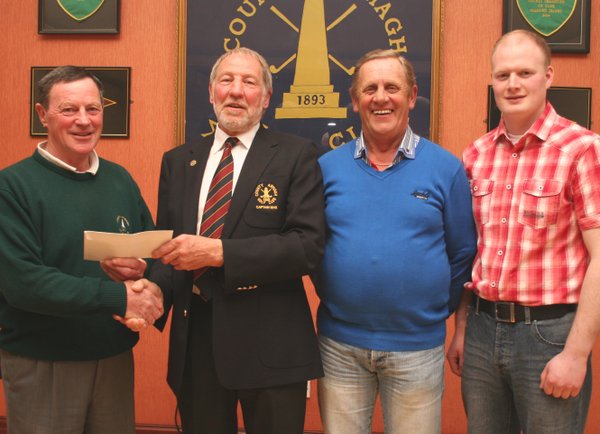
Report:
463,103,600,305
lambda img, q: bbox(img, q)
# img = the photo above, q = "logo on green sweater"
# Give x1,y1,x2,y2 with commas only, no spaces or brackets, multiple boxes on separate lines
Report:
116,216,130,233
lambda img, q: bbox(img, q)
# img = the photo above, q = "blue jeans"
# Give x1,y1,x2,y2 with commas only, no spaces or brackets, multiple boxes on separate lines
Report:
462,309,592,434
318,335,444,434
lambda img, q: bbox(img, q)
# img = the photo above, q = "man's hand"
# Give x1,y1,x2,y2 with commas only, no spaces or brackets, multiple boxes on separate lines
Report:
539,228,600,399
447,289,471,376
101,257,147,281
540,350,588,399
113,315,148,332
115,279,164,330
152,234,223,271
447,329,465,376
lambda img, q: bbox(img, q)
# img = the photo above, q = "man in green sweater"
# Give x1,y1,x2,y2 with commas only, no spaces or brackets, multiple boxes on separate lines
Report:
0,66,163,434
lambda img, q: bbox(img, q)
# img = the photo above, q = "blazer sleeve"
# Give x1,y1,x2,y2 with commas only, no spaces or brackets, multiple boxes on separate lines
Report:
148,151,176,330
220,140,325,290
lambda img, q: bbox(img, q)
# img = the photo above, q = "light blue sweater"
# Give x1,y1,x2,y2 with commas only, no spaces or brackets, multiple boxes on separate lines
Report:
316,137,476,351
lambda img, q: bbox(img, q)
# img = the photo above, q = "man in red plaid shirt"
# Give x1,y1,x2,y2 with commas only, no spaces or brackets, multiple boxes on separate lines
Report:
447,30,600,434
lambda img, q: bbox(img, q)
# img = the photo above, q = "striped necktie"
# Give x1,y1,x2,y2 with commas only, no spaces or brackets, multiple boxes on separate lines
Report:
193,136,238,298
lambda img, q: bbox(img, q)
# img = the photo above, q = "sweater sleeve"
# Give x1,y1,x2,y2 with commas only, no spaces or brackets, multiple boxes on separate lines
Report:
443,163,477,312
0,182,127,319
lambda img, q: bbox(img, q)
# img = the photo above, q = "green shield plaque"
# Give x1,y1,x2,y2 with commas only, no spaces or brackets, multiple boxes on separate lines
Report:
516,0,577,36
57,0,105,22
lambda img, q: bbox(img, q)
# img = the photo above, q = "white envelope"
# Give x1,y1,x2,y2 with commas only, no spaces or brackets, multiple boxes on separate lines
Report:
83,230,173,261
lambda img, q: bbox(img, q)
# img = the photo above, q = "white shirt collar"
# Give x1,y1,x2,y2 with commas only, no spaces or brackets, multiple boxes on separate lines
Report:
37,141,99,174
214,123,260,152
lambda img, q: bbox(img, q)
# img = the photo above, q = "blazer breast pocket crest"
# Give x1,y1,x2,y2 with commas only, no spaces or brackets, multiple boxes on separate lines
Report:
254,183,278,210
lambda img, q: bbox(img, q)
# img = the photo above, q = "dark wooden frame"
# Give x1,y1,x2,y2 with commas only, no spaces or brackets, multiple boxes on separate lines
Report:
487,85,592,131
39,0,120,34
30,66,131,138
503,0,590,53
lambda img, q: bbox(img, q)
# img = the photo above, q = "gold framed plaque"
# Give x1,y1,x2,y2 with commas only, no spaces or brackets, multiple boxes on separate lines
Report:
39,0,120,34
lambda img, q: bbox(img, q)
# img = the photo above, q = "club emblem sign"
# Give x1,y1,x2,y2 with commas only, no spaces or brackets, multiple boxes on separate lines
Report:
181,0,441,152
516,0,577,36
56,0,105,21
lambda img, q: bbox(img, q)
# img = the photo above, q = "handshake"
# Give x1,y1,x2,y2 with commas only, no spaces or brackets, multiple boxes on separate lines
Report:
101,257,164,332
115,278,164,332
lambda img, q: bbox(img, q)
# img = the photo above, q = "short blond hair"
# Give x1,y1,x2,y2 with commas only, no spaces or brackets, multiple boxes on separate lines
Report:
492,30,551,68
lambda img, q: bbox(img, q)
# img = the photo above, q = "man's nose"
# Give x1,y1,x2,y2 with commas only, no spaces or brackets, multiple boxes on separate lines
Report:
74,108,91,124
373,86,387,102
229,79,243,95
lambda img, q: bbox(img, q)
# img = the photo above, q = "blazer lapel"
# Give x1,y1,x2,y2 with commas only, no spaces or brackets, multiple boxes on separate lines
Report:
222,127,279,238
182,136,212,235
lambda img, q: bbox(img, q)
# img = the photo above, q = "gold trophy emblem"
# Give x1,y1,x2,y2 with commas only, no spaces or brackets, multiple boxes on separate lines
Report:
275,0,349,119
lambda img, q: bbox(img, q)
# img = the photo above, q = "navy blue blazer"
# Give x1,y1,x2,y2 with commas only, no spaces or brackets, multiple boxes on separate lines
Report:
151,126,325,394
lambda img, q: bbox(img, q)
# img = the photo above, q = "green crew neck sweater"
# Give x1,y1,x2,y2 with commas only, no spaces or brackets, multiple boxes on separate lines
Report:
0,151,154,360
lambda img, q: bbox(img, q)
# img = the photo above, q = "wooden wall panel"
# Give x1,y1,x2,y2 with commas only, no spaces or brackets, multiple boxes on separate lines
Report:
0,0,178,426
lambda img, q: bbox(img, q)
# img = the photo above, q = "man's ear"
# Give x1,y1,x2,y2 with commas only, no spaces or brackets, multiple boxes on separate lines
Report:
262,90,272,110
35,103,48,127
351,96,359,114
408,85,418,110
545,65,554,90
208,84,214,105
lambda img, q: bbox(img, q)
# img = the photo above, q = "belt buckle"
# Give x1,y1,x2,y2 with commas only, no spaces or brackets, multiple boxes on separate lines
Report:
495,301,516,323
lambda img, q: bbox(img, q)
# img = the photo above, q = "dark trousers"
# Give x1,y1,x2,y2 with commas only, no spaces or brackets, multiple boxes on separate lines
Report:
178,296,307,434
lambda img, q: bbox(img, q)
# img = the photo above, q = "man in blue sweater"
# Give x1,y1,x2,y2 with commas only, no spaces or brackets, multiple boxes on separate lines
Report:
316,49,477,434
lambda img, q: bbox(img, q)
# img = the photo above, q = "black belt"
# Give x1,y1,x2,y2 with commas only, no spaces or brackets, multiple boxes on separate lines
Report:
473,296,576,323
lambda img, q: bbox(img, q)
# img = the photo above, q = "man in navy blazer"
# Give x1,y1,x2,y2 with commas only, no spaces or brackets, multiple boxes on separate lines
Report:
148,47,325,434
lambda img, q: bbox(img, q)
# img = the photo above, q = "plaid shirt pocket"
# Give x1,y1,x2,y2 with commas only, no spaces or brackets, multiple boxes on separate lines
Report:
471,178,494,226
518,178,563,229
